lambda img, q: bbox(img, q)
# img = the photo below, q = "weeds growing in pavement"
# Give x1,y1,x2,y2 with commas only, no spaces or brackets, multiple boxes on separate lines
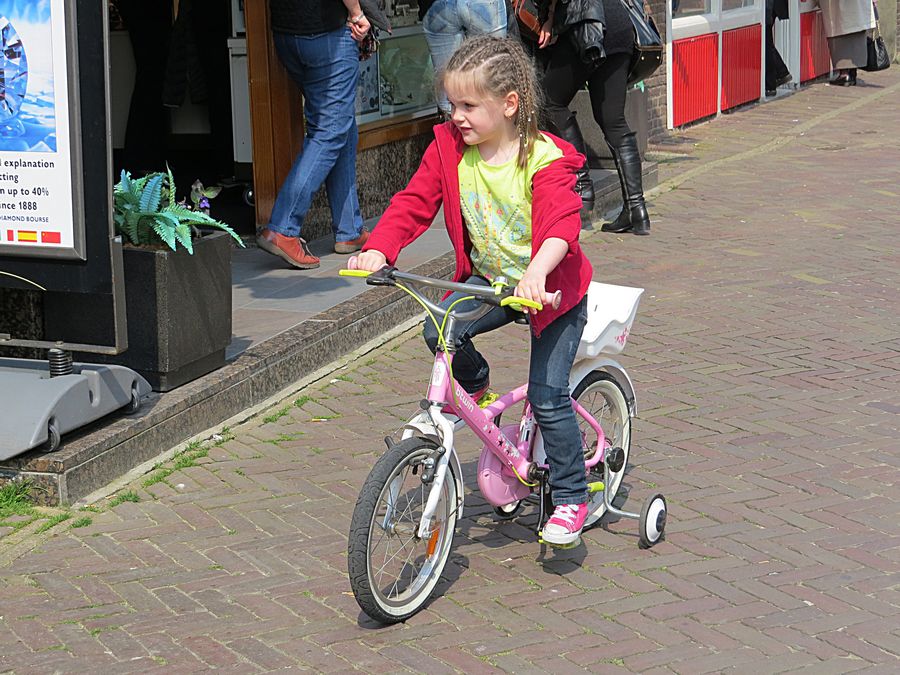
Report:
143,441,209,487
35,513,72,534
108,491,140,508
0,480,34,520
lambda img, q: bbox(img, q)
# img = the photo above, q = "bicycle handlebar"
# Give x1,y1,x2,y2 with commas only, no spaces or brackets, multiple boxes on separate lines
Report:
340,265,562,312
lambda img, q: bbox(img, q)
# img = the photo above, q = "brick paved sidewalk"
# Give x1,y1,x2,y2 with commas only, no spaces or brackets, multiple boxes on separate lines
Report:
2,70,899,673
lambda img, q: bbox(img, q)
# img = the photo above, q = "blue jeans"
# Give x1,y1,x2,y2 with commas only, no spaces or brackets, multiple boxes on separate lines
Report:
423,276,589,505
269,28,364,242
423,0,507,113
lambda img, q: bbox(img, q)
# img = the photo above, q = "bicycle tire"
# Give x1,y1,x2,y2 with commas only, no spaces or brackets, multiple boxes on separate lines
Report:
347,437,458,624
572,371,632,528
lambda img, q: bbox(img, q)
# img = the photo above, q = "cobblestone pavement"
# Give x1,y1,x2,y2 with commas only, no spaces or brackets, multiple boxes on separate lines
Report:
2,70,899,673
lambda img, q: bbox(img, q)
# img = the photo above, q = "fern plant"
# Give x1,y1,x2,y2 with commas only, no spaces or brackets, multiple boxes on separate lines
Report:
113,167,244,254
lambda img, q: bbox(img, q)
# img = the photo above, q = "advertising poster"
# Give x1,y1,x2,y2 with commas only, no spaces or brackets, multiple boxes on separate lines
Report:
0,0,81,259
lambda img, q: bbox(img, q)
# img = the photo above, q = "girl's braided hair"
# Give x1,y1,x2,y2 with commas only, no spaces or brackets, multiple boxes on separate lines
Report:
438,36,542,170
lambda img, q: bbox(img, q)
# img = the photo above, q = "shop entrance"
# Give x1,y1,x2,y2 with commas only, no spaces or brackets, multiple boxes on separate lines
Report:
109,0,256,235
774,0,831,85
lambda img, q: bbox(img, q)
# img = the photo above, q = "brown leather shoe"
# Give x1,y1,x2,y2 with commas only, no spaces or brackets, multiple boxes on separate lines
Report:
334,228,369,254
256,228,320,269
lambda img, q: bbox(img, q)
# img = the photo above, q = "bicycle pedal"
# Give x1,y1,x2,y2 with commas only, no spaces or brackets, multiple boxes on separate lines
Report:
538,533,582,550
476,391,500,408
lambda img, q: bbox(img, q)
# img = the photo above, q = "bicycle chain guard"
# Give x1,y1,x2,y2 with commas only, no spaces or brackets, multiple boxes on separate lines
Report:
476,424,533,507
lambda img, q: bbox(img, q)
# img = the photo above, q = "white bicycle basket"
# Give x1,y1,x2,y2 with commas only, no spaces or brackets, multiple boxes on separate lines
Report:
575,282,644,359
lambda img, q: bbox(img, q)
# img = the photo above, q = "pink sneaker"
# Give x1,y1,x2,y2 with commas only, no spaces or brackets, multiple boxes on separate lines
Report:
542,502,588,545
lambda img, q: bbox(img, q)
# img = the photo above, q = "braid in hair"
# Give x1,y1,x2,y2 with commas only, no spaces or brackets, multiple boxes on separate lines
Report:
439,36,543,171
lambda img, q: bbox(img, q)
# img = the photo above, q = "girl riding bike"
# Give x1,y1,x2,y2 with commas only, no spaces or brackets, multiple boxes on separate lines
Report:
349,35,594,545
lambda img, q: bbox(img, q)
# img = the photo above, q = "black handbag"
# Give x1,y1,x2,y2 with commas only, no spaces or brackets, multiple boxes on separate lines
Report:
620,0,663,85
863,25,891,72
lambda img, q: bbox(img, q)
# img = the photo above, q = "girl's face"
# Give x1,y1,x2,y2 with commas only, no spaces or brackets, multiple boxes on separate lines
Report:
444,73,519,147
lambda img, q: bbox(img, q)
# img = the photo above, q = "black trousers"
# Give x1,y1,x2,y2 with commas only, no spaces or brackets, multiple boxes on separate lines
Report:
541,37,633,147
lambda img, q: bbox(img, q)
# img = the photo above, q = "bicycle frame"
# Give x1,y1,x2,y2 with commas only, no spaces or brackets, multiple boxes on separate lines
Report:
344,267,667,616
411,347,608,538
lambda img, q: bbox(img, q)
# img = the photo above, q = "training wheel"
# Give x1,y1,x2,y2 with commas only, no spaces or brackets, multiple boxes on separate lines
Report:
44,419,61,453
638,493,667,548
124,382,142,415
493,500,522,520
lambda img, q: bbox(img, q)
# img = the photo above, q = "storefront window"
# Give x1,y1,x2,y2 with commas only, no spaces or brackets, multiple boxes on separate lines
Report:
722,0,756,10
356,1,436,124
672,0,712,17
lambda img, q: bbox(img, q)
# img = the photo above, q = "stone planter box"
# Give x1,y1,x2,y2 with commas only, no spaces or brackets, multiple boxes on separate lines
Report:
571,86,650,168
118,231,233,391
73,231,234,392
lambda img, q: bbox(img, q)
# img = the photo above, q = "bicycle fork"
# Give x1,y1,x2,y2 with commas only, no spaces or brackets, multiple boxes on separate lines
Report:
393,406,463,541
415,407,456,539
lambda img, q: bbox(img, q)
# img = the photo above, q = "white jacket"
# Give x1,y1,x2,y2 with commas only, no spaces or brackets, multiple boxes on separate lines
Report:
818,0,876,38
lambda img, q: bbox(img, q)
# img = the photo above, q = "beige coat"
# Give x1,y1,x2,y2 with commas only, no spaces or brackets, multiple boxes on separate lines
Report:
818,0,876,38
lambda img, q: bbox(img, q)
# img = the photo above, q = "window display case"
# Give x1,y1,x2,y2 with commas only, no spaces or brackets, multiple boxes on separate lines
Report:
722,0,756,11
357,2,436,125
673,0,713,18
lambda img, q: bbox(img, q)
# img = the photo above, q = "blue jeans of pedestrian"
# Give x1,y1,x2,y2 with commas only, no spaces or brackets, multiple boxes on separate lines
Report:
423,276,589,505
423,0,507,113
269,28,364,243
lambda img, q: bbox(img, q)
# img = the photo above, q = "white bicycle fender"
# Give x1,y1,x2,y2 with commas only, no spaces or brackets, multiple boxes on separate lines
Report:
570,359,637,417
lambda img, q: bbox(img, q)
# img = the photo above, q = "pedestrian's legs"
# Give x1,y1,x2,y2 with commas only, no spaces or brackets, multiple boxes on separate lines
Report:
268,28,360,239
588,53,651,236
585,53,631,148
538,37,586,138
528,297,589,506
459,0,507,38
425,0,507,114
324,116,364,243
765,5,790,92
424,0,466,114
422,276,516,394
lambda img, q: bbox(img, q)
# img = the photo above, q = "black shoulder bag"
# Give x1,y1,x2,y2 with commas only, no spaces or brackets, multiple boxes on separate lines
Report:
863,4,890,73
620,0,663,85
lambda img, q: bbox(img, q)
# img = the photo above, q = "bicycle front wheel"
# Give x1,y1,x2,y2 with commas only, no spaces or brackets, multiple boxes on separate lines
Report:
347,437,459,624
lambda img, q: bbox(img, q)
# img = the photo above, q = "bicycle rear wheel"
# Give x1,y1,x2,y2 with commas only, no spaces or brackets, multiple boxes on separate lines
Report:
347,437,459,624
573,371,632,528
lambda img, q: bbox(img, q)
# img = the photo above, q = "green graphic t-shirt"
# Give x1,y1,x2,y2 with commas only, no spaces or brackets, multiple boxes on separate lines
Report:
458,134,564,283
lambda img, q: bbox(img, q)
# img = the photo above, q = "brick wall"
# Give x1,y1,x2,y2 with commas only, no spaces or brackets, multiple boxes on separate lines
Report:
646,0,669,139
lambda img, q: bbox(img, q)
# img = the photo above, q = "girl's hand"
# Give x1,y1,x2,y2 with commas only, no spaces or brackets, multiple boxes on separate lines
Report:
515,270,548,315
348,250,387,272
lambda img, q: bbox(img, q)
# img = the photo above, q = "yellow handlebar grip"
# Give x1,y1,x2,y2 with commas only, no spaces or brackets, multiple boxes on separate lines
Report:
339,269,372,277
501,296,543,312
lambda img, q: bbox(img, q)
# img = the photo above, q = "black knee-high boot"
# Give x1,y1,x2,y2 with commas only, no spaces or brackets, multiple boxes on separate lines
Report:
548,111,595,217
601,134,650,236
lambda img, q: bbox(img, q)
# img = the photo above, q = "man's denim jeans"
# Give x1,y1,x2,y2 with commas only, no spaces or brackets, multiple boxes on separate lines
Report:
269,28,364,242
423,276,589,505
423,0,507,113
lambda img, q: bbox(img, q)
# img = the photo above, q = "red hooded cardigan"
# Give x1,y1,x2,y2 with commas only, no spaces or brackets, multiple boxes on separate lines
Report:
362,122,594,337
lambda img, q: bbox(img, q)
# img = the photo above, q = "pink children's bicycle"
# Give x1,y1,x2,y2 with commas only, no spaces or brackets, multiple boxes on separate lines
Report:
341,267,667,624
